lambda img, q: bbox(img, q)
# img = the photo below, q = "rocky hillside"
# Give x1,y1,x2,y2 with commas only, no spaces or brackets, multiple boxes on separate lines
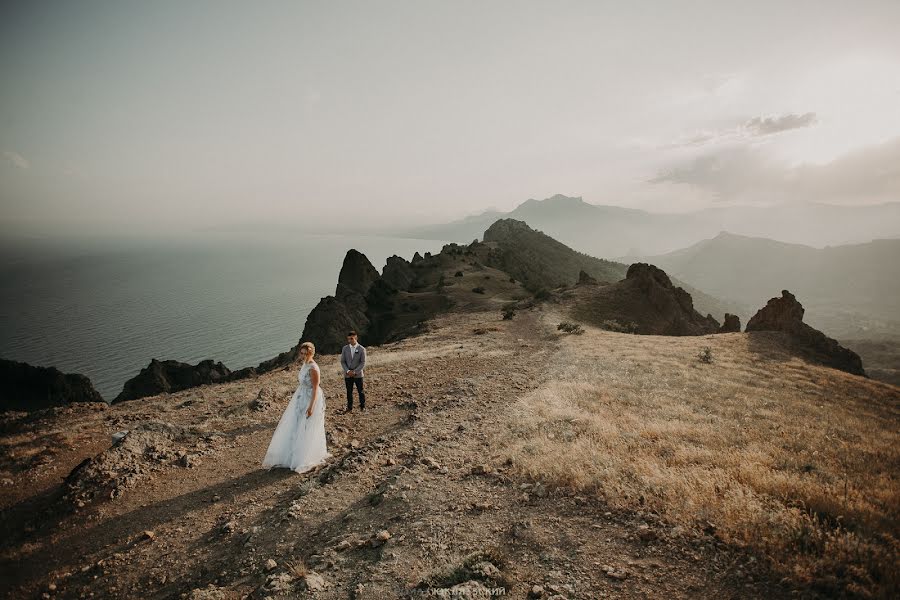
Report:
481,218,626,289
481,218,745,321
2,283,896,599
6,220,861,408
1,223,895,598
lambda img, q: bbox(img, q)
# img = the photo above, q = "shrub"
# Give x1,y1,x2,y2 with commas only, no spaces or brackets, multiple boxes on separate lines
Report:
698,346,713,363
454,271,464,277
472,286,486,294
534,288,551,301
502,307,516,320
557,322,584,335
601,319,639,334
473,326,500,335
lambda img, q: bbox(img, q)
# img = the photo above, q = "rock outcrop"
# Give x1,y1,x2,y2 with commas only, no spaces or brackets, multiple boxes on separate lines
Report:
301,250,385,354
113,358,232,403
335,249,381,298
381,255,416,291
302,247,463,353
718,313,741,333
746,290,866,376
622,263,720,335
0,358,106,411
570,263,720,336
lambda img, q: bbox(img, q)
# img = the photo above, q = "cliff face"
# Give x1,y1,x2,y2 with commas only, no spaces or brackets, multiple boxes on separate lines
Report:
0,359,105,411
746,290,866,377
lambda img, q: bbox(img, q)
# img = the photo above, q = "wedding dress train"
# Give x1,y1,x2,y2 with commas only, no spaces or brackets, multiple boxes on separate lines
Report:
262,361,331,473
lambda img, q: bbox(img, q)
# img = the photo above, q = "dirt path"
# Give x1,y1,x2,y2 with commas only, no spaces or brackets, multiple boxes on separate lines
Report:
3,307,793,599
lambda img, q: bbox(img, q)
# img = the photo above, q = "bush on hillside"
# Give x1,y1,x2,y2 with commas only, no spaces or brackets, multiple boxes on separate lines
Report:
600,319,639,334
557,322,584,335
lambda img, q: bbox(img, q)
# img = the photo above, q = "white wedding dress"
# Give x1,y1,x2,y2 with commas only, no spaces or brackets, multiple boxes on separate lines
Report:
262,361,331,473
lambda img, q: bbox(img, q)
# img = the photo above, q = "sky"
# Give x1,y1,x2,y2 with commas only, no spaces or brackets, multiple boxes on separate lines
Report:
1,0,899,240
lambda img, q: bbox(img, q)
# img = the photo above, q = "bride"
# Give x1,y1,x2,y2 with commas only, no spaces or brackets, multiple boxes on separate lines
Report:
262,341,331,473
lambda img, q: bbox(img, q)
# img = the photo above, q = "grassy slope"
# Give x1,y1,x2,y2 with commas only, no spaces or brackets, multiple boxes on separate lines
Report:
501,308,900,597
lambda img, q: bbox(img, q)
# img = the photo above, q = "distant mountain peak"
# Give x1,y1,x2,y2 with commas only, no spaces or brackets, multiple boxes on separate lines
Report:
547,193,584,203
519,194,586,209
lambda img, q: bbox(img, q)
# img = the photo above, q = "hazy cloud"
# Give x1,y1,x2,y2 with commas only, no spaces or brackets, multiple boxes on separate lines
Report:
665,112,818,149
2,150,29,169
650,136,900,204
650,145,785,198
744,112,818,136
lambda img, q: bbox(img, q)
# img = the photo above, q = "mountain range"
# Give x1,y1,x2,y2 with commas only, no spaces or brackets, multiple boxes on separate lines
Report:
402,194,900,258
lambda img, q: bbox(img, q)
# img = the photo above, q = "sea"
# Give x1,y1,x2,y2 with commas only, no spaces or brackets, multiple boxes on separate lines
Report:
0,232,448,401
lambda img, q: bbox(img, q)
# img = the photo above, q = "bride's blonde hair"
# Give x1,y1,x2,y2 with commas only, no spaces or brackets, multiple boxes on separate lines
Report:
299,341,315,360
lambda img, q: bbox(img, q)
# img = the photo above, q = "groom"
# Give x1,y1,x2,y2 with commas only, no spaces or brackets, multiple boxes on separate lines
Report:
340,330,366,413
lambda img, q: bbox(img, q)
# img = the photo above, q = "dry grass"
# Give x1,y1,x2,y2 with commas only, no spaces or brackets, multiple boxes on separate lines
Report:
499,312,900,598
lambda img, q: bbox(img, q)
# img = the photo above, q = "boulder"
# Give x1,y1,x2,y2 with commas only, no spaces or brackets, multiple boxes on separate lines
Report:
718,313,741,333
0,358,105,411
113,358,231,403
746,290,866,376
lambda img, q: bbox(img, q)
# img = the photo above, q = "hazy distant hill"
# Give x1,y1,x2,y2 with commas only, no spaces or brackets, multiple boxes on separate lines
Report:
403,194,900,258
623,232,900,339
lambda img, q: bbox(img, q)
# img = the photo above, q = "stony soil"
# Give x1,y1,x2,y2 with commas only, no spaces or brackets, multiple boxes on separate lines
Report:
2,305,800,599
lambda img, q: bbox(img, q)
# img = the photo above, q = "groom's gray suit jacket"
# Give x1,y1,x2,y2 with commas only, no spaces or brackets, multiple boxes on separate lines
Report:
340,344,366,378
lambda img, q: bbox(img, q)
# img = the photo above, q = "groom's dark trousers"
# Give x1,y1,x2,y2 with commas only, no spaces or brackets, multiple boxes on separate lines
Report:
345,377,365,410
